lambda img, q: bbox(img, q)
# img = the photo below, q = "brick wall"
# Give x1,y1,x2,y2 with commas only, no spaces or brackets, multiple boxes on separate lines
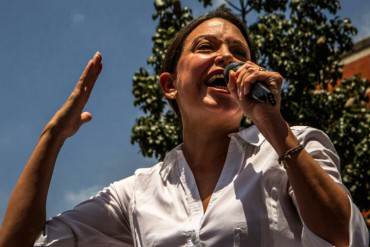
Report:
341,37,370,105
342,52,370,80
341,37,370,81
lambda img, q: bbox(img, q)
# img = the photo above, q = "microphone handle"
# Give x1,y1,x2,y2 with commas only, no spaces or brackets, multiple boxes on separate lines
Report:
224,62,276,105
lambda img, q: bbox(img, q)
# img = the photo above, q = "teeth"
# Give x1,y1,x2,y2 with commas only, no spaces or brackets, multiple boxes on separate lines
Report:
214,85,228,89
209,74,224,82
206,74,225,85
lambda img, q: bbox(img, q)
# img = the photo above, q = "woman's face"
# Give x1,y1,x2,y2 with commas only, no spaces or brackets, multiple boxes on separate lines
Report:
174,18,251,130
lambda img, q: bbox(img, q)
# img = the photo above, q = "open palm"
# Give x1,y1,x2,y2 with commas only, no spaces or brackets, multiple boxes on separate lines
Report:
41,52,102,140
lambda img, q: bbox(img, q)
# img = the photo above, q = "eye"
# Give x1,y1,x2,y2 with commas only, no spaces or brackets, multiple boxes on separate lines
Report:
195,41,214,52
231,47,248,60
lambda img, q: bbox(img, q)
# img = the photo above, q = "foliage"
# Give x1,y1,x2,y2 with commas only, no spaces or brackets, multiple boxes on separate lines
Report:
131,0,191,158
131,0,369,216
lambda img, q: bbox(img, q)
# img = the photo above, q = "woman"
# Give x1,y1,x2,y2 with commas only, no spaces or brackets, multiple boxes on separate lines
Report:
0,7,368,247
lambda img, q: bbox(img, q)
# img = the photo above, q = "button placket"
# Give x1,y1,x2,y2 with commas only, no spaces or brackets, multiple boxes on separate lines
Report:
183,230,201,247
176,138,249,245
203,139,245,215
177,151,204,242
267,186,279,231
233,225,248,247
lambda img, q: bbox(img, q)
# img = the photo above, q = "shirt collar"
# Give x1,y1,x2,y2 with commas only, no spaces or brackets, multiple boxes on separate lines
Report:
159,125,265,181
228,125,266,147
160,144,183,182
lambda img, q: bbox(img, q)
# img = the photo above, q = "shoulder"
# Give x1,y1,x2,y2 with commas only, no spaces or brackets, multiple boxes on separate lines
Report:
109,161,166,204
290,125,329,138
290,126,341,173
113,161,163,185
110,144,181,204
290,125,336,150
235,125,333,149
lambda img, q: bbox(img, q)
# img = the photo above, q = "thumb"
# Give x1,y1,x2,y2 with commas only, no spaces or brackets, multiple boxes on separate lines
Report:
80,112,93,124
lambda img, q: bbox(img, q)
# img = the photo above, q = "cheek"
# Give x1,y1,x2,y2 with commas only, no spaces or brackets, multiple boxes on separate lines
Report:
190,53,215,67
177,54,214,97
174,55,210,112
178,53,215,81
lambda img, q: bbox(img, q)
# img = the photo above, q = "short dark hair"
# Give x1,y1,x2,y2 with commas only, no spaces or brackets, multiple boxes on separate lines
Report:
161,6,256,115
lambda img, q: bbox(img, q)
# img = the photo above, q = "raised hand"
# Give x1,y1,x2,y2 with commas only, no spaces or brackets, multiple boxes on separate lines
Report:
0,52,103,247
41,52,102,140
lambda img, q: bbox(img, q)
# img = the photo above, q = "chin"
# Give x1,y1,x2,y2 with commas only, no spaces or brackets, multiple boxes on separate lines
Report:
204,104,242,127
203,98,241,115
182,97,242,129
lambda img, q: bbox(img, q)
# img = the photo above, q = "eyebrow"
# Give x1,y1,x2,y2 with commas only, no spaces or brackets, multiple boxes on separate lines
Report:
190,34,251,58
191,34,218,46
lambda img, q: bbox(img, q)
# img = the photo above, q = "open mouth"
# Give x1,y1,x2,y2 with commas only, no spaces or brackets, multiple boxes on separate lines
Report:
205,74,228,91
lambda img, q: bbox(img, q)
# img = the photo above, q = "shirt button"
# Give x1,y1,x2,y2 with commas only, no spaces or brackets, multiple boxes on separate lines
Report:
271,187,279,201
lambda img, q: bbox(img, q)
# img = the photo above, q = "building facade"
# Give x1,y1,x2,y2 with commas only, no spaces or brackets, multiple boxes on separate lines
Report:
341,36,370,81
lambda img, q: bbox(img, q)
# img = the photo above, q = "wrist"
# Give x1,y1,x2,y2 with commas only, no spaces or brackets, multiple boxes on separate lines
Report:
39,123,67,145
253,114,300,155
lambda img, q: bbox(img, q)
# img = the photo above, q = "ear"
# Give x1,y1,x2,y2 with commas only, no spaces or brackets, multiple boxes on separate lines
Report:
159,72,177,100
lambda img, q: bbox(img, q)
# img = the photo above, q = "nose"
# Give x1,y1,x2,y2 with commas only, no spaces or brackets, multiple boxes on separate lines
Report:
214,47,233,68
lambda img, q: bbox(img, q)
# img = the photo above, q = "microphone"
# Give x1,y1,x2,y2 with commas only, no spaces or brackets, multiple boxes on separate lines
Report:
224,62,276,105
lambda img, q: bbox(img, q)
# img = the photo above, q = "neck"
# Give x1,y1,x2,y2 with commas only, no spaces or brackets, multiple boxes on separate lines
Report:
182,123,234,173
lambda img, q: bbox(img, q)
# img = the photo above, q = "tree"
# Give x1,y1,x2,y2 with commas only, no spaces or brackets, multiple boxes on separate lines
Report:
131,0,369,223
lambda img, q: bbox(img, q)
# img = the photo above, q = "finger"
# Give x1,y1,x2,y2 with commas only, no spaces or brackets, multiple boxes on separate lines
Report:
269,72,283,90
252,71,282,91
245,60,259,67
71,52,102,107
235,62,250,77
236,61,258,73
267,78,280,94
237,67,259,99
227,71,238,99
243,71,276,95
80,52,102,95
236,70,247,99
79,52,102,83
242,72,255,95
240,71,254,99
80,111,93,124
236,69,247,85
84,61,102,100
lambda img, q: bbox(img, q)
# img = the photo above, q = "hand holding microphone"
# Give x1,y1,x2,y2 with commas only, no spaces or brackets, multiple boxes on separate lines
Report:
224,62,278,106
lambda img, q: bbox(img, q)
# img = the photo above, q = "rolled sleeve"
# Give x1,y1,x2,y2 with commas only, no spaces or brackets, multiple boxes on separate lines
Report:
34,217,75,247
34,177,134,247
288,126,369,247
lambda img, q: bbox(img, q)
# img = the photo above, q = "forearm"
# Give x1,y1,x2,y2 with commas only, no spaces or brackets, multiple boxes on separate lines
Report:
255,114,350,246
286,148,350,246
0,52,102,247
0,129,65,247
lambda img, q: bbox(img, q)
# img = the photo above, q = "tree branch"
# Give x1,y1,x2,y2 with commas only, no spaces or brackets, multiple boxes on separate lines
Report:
225,0,241,12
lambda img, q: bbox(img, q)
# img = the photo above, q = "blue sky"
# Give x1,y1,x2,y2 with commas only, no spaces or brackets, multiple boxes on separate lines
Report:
1,0,369,221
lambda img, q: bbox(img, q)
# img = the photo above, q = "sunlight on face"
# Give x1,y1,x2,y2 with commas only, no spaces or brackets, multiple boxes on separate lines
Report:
174,18,251,131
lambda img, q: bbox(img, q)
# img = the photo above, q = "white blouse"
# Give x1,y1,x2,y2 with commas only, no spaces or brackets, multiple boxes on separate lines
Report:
34,126,369,247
